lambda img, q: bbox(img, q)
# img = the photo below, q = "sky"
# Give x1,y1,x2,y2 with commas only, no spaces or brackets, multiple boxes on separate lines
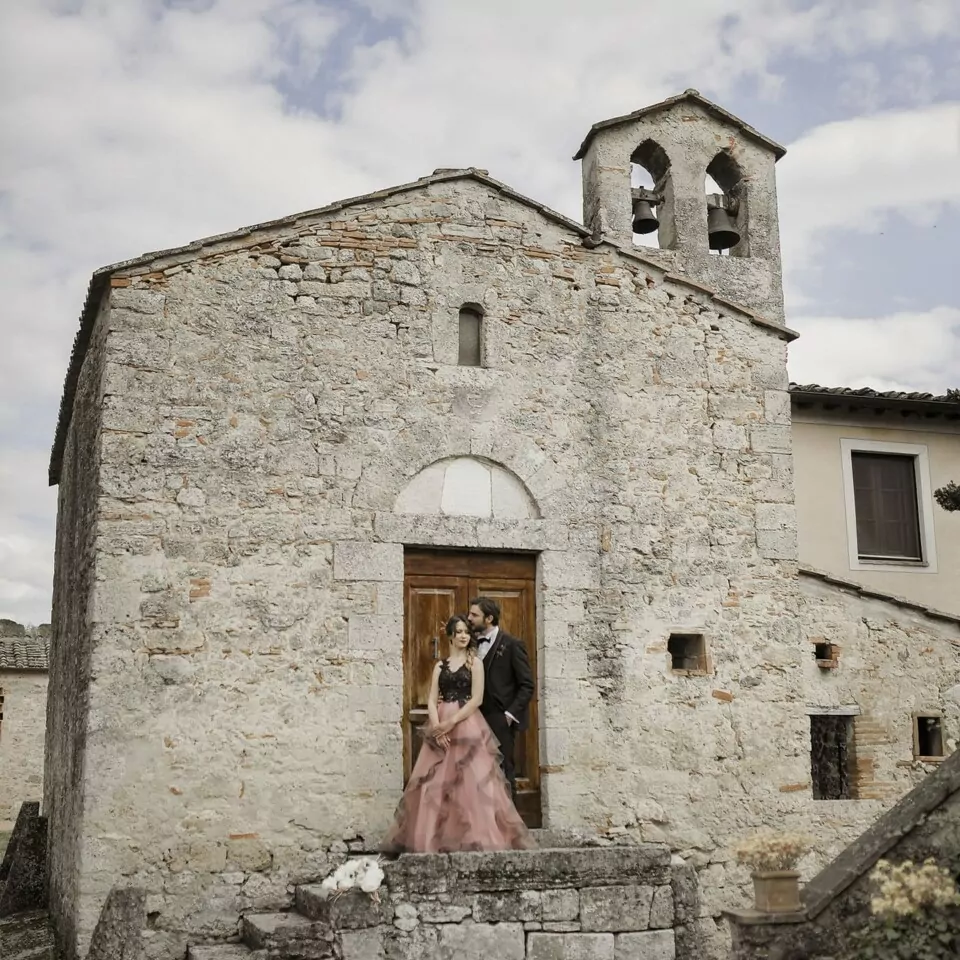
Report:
1,0,959,625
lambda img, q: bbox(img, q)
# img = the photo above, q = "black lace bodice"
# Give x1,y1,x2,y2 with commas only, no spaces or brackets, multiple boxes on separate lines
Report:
439,659,473,704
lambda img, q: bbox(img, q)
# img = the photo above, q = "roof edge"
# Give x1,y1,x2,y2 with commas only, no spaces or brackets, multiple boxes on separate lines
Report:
573,89,787,161
799,565,960,627
790,382,960,415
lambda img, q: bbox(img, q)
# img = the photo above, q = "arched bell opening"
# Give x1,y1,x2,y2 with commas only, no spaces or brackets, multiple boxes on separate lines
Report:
705,150,747,257
629,139,673,250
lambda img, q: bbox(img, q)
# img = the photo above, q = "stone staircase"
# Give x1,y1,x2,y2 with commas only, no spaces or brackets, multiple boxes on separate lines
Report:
0,910,60,960
186,843,699,959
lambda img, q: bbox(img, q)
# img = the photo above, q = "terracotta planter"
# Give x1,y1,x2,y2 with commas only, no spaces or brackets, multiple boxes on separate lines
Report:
752,869,801,913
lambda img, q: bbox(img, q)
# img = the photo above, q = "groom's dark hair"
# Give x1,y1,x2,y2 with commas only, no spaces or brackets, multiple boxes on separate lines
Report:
470,596,500,625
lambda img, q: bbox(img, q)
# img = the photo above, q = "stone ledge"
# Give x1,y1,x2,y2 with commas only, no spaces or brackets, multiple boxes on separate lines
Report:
723,907,809,926
0,910,59,960
384,845,672,896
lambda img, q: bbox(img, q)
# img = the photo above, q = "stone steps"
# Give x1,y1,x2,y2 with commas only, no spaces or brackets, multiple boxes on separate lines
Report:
0,911,60,960
241,911,337,958
295,884,392,929
184,843,695,959
187,943,265,959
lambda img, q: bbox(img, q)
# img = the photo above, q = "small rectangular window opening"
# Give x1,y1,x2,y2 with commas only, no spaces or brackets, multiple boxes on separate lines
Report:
668,633,708,674
810,714,855,800
458,307,482,367
914,715,945,759
0,686,4,741
813,641,839,669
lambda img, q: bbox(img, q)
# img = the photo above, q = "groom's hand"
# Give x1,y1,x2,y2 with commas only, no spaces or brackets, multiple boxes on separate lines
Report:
505,712,517,726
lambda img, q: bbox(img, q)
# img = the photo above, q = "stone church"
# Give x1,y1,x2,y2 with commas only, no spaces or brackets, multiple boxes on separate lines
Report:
42,90,960,959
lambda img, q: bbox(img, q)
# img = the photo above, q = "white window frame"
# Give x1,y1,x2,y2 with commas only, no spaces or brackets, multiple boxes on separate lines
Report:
840,438,938,574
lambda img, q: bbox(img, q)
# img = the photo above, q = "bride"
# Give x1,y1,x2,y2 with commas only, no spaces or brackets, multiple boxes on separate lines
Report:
382,614,533,853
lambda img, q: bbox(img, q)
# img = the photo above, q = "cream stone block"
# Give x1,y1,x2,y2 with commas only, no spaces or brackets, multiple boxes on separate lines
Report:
540,551,598,590
491,467,538,519
755,502,796,531
394,456,539,521
348,615,402,653
394,461,445,514
615,930,675,960
440,457,492,517
333,542,402,582
437,921,525,960
528,932,614,960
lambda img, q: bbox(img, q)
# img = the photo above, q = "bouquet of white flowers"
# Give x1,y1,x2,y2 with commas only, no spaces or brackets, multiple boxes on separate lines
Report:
319,856,386,903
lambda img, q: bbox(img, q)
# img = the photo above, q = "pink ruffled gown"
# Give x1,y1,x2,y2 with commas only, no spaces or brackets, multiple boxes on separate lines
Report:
383,659,533,853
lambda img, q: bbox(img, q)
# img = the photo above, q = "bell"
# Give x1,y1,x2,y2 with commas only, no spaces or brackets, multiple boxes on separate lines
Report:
707,206,741,250
631,199,658,235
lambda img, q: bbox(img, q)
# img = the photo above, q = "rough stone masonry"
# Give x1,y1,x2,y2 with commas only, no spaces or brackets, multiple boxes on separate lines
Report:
43,92,960,960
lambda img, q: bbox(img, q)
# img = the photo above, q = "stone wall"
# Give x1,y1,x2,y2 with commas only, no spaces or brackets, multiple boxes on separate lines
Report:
0,620,49,827
0,670,48,824
212,844,709,960
702,573,960,915
798,570,960,804
49,171,809,957
46,170,960,958
45,293,110,959
322,846,692,960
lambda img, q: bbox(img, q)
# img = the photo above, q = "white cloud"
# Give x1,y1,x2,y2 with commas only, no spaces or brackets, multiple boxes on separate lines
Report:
2,0,960,622
777,100,960,309
789,306,960,392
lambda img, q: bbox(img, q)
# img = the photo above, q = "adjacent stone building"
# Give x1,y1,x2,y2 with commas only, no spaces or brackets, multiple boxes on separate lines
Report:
43,90,960,960
0,621,49,827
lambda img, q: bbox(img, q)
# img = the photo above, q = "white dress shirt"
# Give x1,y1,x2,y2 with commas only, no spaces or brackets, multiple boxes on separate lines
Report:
476,626,499,660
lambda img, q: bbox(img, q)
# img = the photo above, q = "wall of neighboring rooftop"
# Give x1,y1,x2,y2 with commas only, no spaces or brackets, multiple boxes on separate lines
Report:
0,669,48,825
792,408,960,615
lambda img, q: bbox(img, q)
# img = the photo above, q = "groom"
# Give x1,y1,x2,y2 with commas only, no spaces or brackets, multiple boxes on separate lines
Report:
467,596,534,801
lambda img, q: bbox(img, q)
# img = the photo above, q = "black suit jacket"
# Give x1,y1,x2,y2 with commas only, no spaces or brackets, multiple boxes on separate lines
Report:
479,630,535,732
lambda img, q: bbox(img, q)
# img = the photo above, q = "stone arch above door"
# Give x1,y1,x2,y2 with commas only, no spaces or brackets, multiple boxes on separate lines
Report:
394,456,541,520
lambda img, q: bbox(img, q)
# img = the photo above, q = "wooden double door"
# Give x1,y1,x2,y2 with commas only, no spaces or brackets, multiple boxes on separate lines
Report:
403,549,541,827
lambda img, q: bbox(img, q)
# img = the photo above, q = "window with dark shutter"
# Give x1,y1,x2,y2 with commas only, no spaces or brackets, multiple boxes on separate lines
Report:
851,452,922,561
458,307,482,367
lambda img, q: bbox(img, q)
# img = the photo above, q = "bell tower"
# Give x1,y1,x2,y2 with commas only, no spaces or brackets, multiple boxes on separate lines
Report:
575,90,788,324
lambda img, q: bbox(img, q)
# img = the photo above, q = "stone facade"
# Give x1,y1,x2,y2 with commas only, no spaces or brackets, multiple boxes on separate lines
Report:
0,622,50,826
43,93,960,960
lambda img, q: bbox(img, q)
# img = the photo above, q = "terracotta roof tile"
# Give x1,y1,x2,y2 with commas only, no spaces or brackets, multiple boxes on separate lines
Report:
0,636,50,671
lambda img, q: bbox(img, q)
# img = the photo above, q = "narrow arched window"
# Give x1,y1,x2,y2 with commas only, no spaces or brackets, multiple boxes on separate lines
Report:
458,306,482,366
